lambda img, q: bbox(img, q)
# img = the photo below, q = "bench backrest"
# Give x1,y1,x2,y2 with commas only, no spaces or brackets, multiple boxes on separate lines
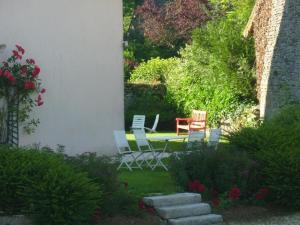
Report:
191,110,207,122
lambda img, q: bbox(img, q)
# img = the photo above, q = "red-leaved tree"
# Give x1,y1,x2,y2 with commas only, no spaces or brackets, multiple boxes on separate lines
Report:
136,0,211,47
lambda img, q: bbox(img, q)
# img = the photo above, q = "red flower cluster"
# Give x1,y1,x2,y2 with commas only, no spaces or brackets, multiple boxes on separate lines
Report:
32,65,40,77
188,180,206,193
12,44,25,60
24,80,36,90
138,199,156,215
26,58,35,64
255,188,269,200
0,70,16,83
211,198,220,208
228,187,241,200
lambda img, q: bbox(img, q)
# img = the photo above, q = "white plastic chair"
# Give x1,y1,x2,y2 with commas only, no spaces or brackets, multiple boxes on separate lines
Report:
114,130,142,171
133,129,168,171
144,114,159,133
187,130,205,149
131,115,146,130
207,128,221,149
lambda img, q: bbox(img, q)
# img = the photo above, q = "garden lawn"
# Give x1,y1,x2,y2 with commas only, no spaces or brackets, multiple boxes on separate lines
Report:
119,169,182,197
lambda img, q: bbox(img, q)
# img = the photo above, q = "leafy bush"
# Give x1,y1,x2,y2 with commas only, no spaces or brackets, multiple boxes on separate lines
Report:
228,105,300,208
128,0,256,127
169,148,262,200
66,152,141,217
0,146,101,225
130,57,179,83
125,82,180,130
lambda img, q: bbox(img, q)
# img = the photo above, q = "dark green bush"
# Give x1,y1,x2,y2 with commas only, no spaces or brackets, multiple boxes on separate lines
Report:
169,147,262,200
66,152,140,217
0,146,101,225
228,105,300,208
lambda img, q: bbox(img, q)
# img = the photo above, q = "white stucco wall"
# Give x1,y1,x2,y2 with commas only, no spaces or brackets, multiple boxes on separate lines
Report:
0,0,124,155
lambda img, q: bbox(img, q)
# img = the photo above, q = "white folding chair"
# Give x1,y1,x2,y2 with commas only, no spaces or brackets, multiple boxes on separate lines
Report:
207,128,221,149
133,129,168,171
131,115,146,130
187,130,205,150
114,130,142,171
144,114,159,133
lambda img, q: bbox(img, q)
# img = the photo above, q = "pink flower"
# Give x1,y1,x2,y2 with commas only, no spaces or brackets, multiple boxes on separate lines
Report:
24,80,36,90
40,88,46,94
0,68,3,76
26,58,35,64
228,187,241,200
16,45,25,55
32,65,40,77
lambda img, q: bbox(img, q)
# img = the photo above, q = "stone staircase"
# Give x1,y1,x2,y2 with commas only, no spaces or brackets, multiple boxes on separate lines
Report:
143,193,223,225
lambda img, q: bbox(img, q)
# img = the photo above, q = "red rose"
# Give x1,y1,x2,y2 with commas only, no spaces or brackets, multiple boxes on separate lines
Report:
26,58,35,64
20,66,28,75
188,180,206,193
32,65,40,77
4,70,13,78
16,45,25,55
255,188,269,200
138,199,146,209
12,50,22,60
0,69,3,76
40,88,46,94
211,198,220,208
228,187,241,200
24,80,36,90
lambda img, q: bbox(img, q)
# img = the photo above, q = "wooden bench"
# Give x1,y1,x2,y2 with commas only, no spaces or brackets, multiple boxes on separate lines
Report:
176,110,207,135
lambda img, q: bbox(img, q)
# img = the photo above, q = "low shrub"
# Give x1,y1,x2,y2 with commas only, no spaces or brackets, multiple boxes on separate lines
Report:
66,152,141,217
169,147,262,201
0,146,101,225
228,105,300,208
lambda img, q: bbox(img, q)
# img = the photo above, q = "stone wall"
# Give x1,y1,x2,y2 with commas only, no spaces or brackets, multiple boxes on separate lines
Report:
252,0,300,118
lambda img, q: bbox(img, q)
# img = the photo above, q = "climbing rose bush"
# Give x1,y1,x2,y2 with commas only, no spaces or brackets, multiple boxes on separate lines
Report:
0,44,46,133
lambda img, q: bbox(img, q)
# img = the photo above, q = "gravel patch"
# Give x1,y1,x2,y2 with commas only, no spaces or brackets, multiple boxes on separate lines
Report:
219,213,300,225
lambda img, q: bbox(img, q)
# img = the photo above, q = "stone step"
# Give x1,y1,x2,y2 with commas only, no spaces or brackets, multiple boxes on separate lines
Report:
168,214,223,225
143,193,202,208
157,203,211,219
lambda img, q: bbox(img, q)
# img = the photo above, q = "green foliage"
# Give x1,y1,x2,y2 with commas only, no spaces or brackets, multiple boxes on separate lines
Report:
128,0,256,126
125,82,180,130
66,152,140,217
0,146,101,225
169,148,261,199
228,105,300,208
130,57,179,83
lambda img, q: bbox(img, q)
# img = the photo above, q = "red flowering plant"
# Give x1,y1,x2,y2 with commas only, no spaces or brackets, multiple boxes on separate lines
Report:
0,44,46,134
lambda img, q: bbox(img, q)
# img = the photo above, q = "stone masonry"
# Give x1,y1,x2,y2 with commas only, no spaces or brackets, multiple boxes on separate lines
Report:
244,0,300,119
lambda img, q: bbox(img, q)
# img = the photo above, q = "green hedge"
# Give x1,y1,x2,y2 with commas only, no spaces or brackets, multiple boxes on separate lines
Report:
0,147,101,225
228,105,300,208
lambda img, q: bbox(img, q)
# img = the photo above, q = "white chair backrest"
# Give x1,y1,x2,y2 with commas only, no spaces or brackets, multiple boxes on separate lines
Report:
208,128,221,147
151,114,159,131
187,131,205,149
114,130,132,154
133,129,151,151
132,115,146,129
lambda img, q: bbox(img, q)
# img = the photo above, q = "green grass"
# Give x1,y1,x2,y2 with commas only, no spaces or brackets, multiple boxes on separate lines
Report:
119,168,182,197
